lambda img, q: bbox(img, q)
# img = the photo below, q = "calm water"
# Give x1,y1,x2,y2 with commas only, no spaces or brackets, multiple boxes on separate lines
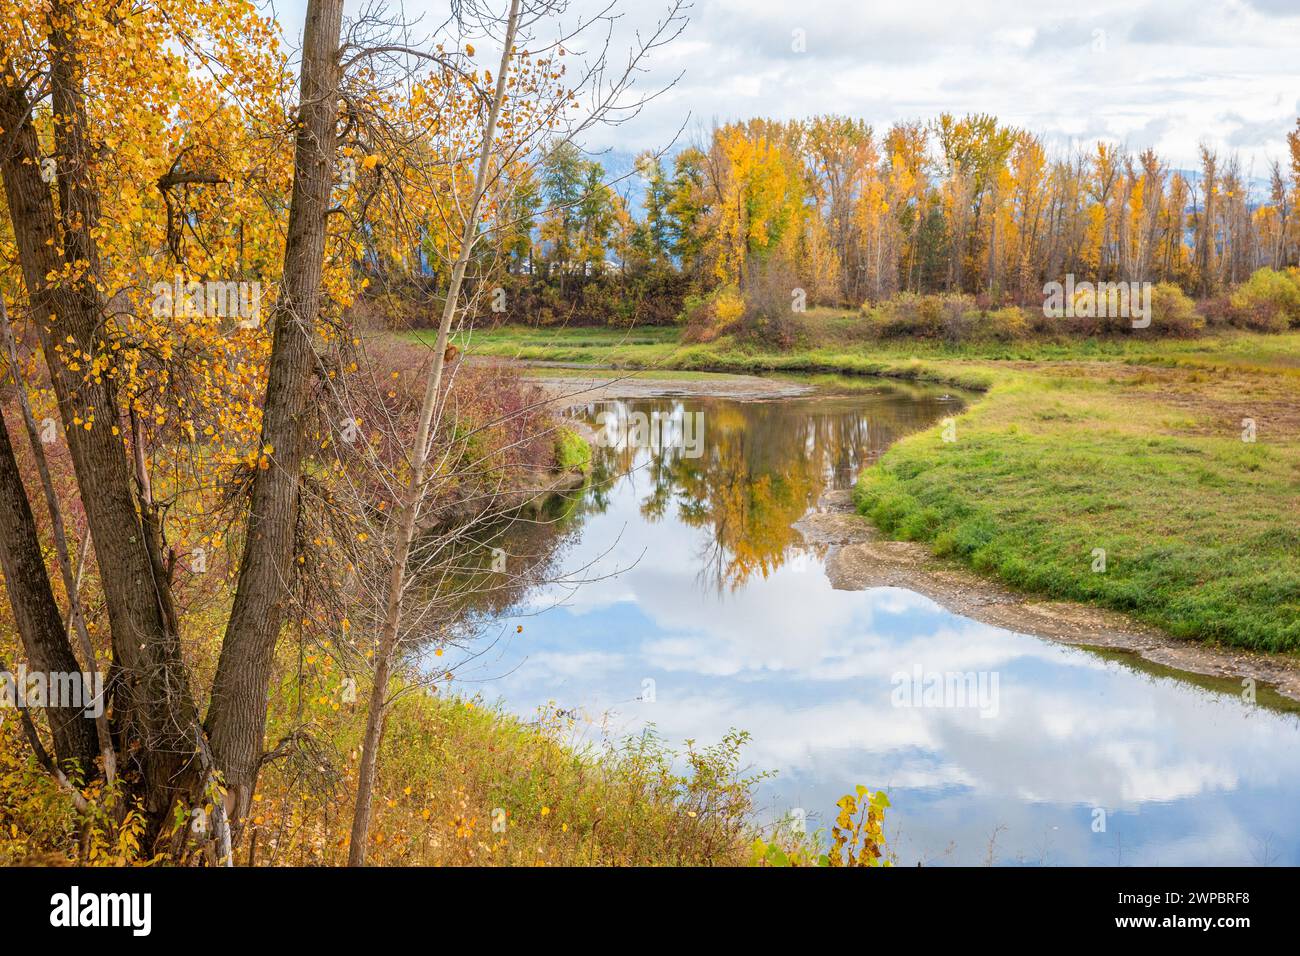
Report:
442,380,1300,866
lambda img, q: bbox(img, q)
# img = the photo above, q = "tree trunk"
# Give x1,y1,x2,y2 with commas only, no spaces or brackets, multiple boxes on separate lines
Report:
204,0,346,835
0,407,98,773
1,17,197,832
0,294,116,782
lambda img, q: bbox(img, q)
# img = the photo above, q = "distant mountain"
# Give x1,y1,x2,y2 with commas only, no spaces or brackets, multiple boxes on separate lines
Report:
583,144,689,220
584,147,647,217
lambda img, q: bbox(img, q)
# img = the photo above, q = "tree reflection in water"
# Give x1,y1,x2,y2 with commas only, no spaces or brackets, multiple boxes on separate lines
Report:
571,385,958,593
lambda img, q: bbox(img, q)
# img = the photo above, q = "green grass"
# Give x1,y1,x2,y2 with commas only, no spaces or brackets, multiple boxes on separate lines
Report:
440,322,1300,652
853,370,1300,651
445,320,1300,377
553,426,592,473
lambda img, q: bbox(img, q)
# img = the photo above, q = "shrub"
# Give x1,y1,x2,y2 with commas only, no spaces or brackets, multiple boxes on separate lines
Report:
868,292,976,340
982,306,1031,341
716,289,745,324
1068,282,1144,334
681,285,744,343
856,303,889,339
941,306,979,343
1149,282,1205,337
553,427,592,473
737,258,801,349
1228,268,1300,331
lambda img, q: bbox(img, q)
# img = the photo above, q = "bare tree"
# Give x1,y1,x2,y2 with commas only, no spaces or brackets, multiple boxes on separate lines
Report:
343,0,688,864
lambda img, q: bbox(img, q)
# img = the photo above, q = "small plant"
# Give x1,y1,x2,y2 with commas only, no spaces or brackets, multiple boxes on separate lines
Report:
1228,267,1300,331
0,723,157,866
1149,282,1205,336
828,786,891,866
983,306,1029,341
681,285,744,342
749,785,891,867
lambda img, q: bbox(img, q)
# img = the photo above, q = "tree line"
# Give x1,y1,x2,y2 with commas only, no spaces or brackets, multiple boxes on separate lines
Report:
468,112,1300,331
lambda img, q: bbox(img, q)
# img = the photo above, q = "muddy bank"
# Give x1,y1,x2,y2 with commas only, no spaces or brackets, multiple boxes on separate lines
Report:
469,357,816,402
796,490,1300,703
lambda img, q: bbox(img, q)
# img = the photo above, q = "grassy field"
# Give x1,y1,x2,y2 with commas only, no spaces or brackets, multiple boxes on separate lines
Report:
855,359,1300,651
433,321,1300,652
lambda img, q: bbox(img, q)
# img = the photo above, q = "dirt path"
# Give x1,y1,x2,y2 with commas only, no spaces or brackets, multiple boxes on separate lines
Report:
797,490,1300,704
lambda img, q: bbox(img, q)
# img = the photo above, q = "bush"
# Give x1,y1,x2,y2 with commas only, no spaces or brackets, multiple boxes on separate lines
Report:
714,288,745,326
982,306,1031,341
553,427,592,473
1149,283,1205,337
680,285,744,343
1067,282,1148,334
1228,268,1300,331
736,258,801,349
941,306,979,343
856,303,889,338
864,293,977,340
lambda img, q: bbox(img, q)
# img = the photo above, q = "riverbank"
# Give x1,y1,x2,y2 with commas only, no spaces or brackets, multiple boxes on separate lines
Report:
798,491,1300,705
428,325,1300,656
0,674,776,865
249,672,769,866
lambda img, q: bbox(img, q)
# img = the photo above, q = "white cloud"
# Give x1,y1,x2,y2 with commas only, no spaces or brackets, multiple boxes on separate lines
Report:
273,0,1298,169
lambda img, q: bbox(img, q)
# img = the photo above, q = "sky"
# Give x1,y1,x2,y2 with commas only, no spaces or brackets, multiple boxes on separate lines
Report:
273,0,1300,175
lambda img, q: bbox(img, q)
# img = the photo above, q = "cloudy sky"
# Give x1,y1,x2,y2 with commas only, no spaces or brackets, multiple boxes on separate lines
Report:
276,0,1300,173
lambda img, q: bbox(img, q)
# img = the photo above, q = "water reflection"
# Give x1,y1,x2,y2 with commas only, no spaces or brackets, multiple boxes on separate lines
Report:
445,384,1300,866
572,388,955,591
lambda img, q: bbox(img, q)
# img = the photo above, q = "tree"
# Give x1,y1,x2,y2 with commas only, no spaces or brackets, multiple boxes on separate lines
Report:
633,151,673,267
203,0,346,838
2,0,351,856
538,141,587,283
1,0,207,833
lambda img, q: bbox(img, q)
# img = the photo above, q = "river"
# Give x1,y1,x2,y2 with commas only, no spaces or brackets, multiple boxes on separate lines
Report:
438,376,1300,866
